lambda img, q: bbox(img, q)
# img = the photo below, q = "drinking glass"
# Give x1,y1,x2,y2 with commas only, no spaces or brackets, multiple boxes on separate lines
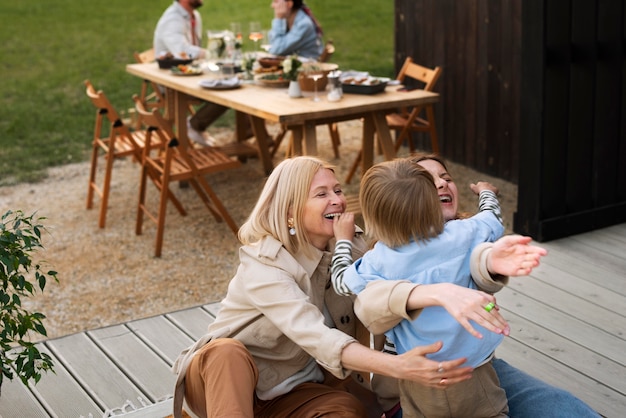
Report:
308,73,324,102
260,30,271,52
248,22,263,51
230,22,243,49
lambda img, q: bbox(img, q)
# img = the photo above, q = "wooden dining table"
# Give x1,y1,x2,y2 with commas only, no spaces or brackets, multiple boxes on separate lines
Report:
126,62,439,175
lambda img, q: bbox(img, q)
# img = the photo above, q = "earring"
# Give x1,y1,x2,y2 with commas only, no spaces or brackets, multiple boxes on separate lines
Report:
288,218,296,236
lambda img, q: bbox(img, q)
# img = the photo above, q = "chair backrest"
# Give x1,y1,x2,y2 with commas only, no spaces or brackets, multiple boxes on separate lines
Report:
84,80,142,154
319,40,335,63
396,57,442,92
134,48,156,64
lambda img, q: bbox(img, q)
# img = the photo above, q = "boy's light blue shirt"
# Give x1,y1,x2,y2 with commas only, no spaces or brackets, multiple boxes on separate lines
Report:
344,211,505,366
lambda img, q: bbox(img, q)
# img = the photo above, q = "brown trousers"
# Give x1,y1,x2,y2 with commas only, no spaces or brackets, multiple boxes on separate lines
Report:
183,338,369,418
399,360,508,418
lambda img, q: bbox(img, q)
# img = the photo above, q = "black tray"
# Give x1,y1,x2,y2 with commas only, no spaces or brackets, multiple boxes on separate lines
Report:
341,80,388,95
157,57,193,69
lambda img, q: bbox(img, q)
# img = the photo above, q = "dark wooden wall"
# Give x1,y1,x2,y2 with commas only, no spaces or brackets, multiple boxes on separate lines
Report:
396,0,626,241
515,0,626,240
394,0,522,183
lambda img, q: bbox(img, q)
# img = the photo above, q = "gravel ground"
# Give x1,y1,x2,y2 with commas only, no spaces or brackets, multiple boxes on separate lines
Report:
1,120,517,341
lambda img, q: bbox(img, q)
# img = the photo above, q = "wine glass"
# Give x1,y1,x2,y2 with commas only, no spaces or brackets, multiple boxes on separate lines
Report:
308,73,323,102
248,22,263,51
260,30,271,52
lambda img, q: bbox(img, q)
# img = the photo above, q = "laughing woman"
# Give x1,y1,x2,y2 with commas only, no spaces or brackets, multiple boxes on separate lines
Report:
171,156,547,418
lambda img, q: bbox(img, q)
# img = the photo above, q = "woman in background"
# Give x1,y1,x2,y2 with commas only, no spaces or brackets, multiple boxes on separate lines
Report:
268,0,324,59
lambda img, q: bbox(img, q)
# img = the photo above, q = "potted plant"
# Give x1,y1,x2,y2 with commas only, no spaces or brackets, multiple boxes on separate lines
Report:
0,210,58,396
282,55,303,97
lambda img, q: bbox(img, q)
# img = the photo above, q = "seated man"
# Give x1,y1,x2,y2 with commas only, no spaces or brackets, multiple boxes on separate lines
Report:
153,0,226,146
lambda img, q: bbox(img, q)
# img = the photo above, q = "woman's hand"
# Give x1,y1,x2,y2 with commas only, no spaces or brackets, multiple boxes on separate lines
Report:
333,212,355,242
489,235,547,276
396,341,474,388
409,283,510,338
470,181,499,196
341,341,473,389
273,0,291,19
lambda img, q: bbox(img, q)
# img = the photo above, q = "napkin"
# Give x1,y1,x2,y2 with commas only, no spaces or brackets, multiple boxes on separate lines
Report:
199,77,240,88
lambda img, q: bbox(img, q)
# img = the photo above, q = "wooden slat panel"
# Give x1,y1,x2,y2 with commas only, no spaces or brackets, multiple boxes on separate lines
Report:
544,234,626,275
502,311,625,392
28,344,103,417
525,263,626,312
166,306,216,340
498,287,625,364
505,274,625,338
203,302,222,317
88,325,175,402
126,315,196,364
497,338,622,418
535,239,625,291
46,333,145,411
0,376,52,418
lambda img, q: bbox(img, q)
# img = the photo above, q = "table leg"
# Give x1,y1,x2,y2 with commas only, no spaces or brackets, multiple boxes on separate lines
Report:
372,111,396,161
234,111,249,143
361,115,376,174
249,116,274,175
303,121,318,156
291,126,304,156
173,90,189,145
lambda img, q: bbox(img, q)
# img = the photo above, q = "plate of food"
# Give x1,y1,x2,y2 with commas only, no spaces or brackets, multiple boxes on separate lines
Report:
258,56,285,69
199,77,241,90
170,64,203,76
255,73,290,88
341,76,390,94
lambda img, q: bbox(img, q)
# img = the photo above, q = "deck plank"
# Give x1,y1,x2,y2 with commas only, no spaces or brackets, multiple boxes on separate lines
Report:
88,325,176,403
46,332,146,412
2,223,624,417
502,310,625,392
504,275,625,338
498,287,625,364
498,339,624,418
165,306,216,339
126,315,195,365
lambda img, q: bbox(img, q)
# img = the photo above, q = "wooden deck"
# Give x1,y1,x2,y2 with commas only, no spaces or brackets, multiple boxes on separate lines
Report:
2,223,625,418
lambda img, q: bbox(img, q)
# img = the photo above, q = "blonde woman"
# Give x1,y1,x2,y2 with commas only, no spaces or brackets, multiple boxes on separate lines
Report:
172,156,546,418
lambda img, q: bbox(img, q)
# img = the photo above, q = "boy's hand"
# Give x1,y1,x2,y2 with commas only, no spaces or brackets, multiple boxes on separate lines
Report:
470,181,499,196
489,235,547,276
334,212,355,241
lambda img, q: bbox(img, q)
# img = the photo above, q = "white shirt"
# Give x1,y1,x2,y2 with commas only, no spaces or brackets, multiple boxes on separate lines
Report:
153,1,204,59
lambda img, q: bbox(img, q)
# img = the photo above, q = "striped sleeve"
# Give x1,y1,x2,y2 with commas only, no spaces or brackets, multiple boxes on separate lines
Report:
478,190,503,224
331,240,355,296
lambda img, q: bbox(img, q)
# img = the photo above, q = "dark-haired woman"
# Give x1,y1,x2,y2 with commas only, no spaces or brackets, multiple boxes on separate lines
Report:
268,0,323,59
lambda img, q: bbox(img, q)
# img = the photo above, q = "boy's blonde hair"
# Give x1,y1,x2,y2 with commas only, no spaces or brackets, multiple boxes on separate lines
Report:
360,159,444,248
238,156,336,258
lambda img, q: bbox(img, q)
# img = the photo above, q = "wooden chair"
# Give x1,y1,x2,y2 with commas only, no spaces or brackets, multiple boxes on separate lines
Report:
319,39,336,63
133,48,200,124
133,49,166,116
271,39,341,159
133,95,241,257
84,79,172,228
345,58,442,183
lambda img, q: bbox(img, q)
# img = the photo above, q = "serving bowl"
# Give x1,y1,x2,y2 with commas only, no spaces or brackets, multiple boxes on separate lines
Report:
298,62,339,92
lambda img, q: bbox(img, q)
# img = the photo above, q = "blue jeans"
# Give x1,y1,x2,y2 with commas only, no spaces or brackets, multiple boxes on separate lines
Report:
387,358,599,418
492,358,600,418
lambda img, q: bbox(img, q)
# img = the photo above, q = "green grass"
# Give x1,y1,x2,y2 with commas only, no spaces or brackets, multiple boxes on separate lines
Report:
0,0,393,186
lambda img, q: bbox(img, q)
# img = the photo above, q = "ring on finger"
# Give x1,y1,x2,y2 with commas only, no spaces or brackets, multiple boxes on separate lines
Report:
437,362,444,373
484,302,496,312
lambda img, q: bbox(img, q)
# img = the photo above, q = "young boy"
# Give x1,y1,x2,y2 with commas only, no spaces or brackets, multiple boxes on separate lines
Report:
332,158,508,418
